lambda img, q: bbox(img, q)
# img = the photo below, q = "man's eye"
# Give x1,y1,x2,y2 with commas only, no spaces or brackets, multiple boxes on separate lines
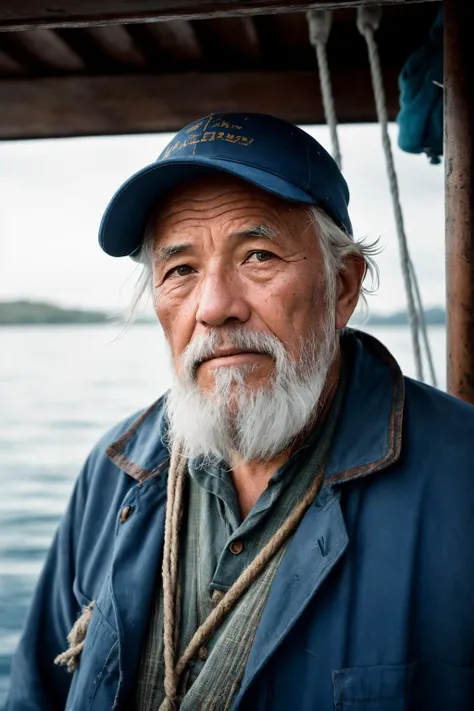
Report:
165,264,194,279
246,250,275,263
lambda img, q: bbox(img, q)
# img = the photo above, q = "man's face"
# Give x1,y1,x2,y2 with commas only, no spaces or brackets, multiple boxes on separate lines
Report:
152,175,335,393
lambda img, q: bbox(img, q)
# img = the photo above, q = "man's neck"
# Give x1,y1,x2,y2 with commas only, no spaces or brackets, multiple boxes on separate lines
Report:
230,351,342,520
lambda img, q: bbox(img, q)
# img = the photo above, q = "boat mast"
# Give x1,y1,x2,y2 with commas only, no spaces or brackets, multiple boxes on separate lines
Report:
445,0,474,403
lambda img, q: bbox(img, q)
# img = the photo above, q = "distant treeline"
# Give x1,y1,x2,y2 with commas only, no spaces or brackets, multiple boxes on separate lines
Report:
0,300,447,326
364,307,446,326
0,300,110,325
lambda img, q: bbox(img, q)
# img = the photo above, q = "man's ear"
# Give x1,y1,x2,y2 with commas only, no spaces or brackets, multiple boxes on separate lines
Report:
334,254,366,329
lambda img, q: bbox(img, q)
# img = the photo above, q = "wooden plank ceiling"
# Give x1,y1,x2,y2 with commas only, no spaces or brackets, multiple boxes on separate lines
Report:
0,3,440,140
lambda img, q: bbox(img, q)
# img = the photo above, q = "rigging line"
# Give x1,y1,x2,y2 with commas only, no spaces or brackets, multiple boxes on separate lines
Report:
357,6,427,382
307,10,342,170
410,258,438,386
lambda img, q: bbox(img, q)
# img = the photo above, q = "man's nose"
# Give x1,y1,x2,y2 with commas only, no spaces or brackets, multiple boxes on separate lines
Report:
195,271,251,327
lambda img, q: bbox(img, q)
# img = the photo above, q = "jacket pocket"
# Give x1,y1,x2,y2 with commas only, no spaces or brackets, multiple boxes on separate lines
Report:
333,665,407,711
65,605,119,711
333,660,474,711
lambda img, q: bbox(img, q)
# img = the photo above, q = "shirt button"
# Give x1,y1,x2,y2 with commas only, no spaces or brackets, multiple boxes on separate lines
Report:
229,540,244,555
198,645,208,661
119,506,133,524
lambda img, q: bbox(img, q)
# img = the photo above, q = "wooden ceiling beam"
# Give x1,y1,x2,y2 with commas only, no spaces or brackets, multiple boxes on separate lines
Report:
128,20,204,68
0,68,401,140
197,18,262,64
83,26,148,68
0,0,441,33
0,28,86,72
229,18,262,60
0,47,25,74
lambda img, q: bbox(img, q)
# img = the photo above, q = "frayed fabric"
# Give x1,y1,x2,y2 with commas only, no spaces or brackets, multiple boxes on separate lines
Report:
54,601,96,673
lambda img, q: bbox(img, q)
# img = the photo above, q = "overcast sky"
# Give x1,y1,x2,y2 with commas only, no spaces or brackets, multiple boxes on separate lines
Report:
0,123,444,316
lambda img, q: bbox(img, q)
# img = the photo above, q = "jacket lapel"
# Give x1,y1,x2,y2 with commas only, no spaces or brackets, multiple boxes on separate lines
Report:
235,486,348,705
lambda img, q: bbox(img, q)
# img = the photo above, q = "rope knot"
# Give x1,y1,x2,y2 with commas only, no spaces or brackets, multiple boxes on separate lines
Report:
307,10,333,46
54,601,95,673
356,6,382,36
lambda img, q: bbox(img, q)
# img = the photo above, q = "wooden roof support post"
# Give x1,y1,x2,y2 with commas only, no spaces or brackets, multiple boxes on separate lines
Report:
445,0,474,403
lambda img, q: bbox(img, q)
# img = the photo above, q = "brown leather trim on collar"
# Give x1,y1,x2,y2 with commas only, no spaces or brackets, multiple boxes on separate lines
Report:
106,401,167,482
106,451,169,484
326,331,405,486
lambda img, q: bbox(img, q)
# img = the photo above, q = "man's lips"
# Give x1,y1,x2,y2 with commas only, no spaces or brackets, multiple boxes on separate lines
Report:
198,348,269,366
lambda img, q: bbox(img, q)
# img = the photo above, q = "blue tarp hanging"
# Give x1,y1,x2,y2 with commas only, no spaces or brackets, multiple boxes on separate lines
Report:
397,9,443,164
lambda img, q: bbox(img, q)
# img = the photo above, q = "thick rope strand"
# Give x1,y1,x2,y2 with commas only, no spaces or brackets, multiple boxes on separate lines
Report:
159,451,325,710
54,601,96,673
174,467,325,680
161,446,187,709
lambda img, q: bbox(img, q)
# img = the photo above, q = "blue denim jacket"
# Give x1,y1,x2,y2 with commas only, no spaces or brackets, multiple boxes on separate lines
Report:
6,330,474,711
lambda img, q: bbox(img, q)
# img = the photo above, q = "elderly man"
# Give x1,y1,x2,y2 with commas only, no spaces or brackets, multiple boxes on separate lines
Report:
6,113,474,711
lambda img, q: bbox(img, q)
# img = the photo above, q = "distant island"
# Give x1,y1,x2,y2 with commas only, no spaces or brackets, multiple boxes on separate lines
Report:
360,306,446,327
0,300,447,326
0,300,112,325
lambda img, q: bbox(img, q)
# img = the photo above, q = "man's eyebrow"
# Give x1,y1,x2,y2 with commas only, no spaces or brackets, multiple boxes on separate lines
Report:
154,243,190,262
154,225,275,262
234,225,276,240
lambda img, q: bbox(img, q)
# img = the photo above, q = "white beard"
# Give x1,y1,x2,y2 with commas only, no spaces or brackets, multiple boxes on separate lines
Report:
165,316,337,464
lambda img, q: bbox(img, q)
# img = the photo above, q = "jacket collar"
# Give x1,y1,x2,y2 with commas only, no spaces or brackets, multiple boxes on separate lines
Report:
325,328,405,484
106,328,405,486
105,396,170,482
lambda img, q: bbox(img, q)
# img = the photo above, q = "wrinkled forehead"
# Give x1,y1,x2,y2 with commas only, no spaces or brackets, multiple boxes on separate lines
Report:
158,173,295,214
148,173,313,242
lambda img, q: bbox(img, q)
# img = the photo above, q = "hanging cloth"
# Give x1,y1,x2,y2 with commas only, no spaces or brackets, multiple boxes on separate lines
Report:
397,8,444,164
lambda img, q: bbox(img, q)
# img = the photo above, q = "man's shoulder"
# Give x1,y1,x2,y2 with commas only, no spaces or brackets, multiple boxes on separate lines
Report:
403,377,474,481
404,376,474,432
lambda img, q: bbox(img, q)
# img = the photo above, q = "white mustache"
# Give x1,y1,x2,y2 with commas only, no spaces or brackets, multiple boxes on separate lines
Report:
182,329,283,381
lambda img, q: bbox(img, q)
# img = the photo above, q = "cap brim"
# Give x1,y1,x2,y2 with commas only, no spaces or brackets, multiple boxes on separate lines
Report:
99,157,315,257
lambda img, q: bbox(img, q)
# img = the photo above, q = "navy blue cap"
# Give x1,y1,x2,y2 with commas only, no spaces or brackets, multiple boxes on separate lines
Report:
99,113,352,258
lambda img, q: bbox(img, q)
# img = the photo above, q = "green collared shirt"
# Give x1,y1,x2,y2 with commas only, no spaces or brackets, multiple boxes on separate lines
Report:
134,362,347,709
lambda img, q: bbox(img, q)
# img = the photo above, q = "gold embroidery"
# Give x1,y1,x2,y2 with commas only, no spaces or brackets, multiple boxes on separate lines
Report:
186,122,203,133
162,132,255,157
202,131,216,142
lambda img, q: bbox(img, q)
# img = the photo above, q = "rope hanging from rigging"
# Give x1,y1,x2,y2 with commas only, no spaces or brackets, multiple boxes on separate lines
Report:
409,258,437,386
356,6,437,385
307,10,342,170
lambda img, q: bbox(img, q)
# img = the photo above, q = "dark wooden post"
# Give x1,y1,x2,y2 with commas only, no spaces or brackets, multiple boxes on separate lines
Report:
445,0,474,403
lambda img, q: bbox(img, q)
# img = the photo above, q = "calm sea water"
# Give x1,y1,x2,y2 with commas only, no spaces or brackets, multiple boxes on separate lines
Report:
0,324,447,705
